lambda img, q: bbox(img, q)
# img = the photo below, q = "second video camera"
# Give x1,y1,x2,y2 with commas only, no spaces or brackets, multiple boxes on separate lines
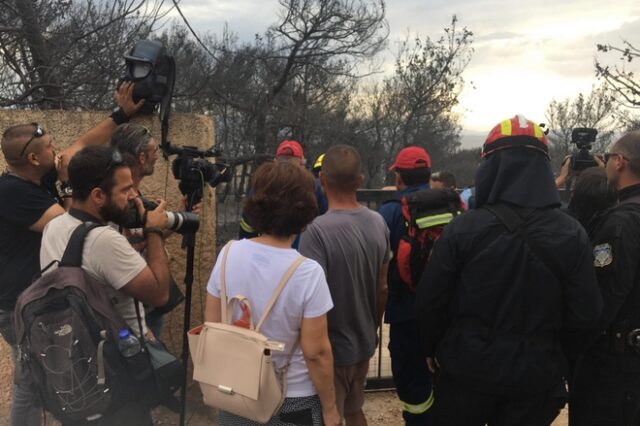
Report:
570,127,598,172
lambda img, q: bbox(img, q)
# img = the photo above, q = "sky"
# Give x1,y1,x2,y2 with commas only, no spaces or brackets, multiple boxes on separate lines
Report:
167,0,640,147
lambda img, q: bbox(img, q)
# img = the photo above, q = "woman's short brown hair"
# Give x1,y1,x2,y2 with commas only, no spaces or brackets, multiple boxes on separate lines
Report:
244,161,318,237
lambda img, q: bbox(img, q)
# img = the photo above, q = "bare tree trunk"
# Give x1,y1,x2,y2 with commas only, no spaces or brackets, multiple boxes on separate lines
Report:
15,0,64,108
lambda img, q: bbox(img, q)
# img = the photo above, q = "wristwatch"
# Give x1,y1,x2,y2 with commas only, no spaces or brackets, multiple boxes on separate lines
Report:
60,181,73,198
110,106,130,125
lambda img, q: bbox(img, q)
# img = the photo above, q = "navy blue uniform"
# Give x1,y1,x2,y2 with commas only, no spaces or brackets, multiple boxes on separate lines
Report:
571,184,640,426
379,184,433,425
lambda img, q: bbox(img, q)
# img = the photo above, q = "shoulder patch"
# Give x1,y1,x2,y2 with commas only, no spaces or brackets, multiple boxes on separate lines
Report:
593,243,613,268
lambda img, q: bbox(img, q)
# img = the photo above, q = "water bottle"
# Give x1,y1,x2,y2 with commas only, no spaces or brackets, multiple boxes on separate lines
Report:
118,328,141,358
118,328,151,380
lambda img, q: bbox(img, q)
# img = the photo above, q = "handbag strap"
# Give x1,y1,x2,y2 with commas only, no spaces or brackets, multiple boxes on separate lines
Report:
219,241,306,332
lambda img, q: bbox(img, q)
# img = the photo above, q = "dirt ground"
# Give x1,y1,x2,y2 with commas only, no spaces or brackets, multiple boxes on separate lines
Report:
0,335,569,426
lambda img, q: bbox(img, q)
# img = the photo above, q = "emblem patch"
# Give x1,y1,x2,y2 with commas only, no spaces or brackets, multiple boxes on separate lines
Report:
593,243,613,268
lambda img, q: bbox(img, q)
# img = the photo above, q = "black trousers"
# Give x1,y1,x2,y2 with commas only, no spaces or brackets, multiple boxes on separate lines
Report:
431,374,565,426
570,353,640,426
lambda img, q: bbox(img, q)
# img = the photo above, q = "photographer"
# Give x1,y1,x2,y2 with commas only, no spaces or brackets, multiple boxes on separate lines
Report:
40,145,171,424
0,83,143,426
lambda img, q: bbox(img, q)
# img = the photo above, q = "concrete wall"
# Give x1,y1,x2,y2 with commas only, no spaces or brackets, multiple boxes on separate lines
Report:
0,111,217,419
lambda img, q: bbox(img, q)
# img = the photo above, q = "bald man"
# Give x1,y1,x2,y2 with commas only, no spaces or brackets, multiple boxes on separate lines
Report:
0,83,142,426
299,145,390,426
571,131,640,426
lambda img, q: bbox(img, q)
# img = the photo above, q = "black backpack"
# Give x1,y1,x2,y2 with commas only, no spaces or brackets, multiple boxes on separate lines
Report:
13,222,150,423
387,188,463,291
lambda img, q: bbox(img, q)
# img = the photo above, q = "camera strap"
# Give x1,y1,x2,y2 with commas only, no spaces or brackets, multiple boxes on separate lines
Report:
68,208,105,224
483,203,565,284
621,194,640,206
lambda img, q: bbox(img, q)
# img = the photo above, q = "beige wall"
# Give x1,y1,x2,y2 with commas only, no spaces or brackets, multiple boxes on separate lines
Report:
0,111,218,418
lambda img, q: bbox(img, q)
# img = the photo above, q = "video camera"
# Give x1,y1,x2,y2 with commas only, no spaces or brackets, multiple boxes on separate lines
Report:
119,40,232,208
120,40,172,115
569,127,599,172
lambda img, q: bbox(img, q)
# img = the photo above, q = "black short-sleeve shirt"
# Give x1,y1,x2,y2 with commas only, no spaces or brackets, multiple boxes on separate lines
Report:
0,171,60,310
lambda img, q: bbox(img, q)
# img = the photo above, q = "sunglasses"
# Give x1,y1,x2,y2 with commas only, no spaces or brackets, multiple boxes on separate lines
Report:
604,152,630,163
96,149,125,188
19,123,45,157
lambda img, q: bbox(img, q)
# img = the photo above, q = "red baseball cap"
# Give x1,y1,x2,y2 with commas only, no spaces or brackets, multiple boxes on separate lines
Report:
276,140,304,159
389,146,432,171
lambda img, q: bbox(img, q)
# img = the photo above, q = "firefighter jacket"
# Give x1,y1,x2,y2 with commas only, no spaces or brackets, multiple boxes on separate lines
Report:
415,205,603,395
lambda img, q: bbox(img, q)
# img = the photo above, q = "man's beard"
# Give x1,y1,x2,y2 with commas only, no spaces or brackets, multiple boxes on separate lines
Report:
100,197,131,226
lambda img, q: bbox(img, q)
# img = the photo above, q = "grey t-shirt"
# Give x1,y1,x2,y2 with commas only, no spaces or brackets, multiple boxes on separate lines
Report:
299,207,390,366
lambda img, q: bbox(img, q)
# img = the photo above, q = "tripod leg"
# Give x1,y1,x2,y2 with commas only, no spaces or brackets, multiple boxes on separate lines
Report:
179,243,195,426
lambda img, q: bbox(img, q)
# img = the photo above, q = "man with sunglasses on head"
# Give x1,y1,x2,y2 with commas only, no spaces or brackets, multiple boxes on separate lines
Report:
0,82,143,426
571,131,640,426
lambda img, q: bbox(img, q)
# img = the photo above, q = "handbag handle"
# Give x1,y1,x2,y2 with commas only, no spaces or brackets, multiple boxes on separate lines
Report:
219,241,305,332
226,295,254,329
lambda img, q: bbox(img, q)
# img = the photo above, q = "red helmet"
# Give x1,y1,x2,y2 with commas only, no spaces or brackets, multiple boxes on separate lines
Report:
482,115,549,158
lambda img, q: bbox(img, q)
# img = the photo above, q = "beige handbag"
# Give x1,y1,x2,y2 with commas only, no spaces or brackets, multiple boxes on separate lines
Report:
188,242,305,423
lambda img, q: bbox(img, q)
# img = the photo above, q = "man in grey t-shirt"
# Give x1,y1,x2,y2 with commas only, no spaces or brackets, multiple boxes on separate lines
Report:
299,144,390,426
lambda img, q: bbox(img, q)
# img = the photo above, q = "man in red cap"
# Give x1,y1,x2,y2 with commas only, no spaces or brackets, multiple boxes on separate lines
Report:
415,115,602,425
275,139,305,165
378,146,446,425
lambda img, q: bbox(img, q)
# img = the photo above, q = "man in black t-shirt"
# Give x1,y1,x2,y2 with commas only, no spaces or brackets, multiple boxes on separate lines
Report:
0,82,143,426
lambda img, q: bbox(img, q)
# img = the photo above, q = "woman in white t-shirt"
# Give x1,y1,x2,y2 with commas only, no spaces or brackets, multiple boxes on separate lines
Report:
205,161,341,426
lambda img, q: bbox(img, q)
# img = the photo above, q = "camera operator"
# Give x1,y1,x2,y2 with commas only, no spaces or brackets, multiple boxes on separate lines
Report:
0,83,143,426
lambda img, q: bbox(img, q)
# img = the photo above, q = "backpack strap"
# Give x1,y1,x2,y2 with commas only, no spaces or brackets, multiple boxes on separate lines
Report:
483,203,564,283
255,256,306,333
219,241,306,330
219,241,234,325
59,222,104,267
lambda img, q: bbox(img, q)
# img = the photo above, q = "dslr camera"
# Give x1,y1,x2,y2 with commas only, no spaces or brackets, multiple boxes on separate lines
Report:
122,196,199,234
569,128,598,172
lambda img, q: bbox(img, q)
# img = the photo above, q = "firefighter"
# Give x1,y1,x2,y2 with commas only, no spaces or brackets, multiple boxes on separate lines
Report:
571,130,640,426
415,115,603,425
378,146,434,425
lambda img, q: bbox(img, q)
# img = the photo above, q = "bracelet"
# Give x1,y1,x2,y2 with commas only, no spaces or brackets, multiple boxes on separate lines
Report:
110,106,130,125
143,227,164,239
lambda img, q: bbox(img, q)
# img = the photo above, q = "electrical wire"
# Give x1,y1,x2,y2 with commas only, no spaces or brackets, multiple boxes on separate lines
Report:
171,0,219,62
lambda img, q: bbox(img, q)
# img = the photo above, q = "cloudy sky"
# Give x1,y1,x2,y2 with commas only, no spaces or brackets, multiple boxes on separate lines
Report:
169,0,640,147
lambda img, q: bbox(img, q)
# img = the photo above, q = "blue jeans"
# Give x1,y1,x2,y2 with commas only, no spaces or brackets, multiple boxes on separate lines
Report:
0,309,42,426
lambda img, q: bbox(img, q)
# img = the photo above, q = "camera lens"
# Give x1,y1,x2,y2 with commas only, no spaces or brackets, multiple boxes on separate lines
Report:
165,211,199,234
